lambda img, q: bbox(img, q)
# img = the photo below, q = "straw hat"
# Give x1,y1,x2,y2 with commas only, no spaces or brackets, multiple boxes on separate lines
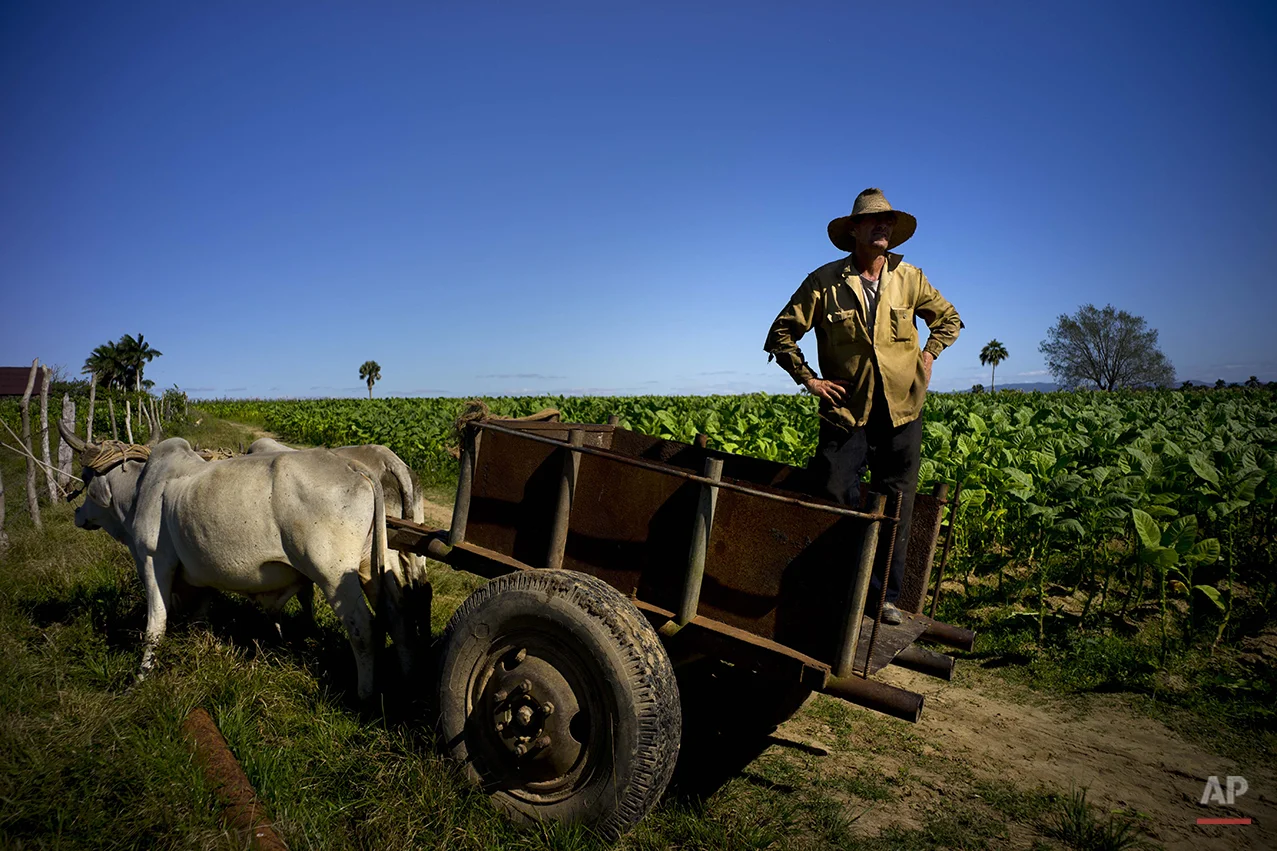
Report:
827,188,917,252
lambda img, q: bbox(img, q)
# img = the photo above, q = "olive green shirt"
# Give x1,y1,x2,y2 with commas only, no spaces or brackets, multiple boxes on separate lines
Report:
764,252,962,429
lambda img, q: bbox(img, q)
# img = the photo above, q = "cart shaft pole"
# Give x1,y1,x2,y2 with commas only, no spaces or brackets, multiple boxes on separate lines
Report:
678,457,723,626
546,429,584,570
835,493,886,678
450,428,481,546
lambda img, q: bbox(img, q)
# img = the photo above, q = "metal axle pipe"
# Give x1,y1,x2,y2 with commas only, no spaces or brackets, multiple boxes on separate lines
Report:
921,619,976,652
820,674,924,723
890,643,955,681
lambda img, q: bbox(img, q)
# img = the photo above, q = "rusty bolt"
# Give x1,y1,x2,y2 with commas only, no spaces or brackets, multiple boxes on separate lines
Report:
515,705,534,727
533,735,552,750
512,647,527,664
495,721,506,732
515,742,528,756
518,679,532,694
541,701,555,716
493,688,509,704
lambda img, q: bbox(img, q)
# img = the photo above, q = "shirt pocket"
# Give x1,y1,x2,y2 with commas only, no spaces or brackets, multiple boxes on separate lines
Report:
890,306,915,342
826,308,864,343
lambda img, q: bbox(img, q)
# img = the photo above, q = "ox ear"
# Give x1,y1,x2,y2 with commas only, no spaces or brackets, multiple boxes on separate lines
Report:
59,417,88,453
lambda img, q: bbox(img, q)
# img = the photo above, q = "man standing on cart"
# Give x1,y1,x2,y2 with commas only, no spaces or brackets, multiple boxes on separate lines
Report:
764,188,962,624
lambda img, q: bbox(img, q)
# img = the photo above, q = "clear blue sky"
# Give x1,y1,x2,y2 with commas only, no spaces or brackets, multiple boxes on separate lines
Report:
3,1,1275,397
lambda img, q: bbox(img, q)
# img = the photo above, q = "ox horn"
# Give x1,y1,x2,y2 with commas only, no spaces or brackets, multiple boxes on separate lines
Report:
145,409,163,446
58,417,88,453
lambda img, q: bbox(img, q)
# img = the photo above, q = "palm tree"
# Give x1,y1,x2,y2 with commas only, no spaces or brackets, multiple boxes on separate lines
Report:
1246,375,1260,389
83,342,128,390
117,333,162,392
359,360,382,399
979,339,1009,392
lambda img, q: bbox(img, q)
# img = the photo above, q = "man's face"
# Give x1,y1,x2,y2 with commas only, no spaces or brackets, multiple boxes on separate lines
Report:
851,213,895,250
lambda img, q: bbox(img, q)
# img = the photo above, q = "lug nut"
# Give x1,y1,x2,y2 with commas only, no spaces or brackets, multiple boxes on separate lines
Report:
518,679,532,694
515,742,528,756
493,688,509,703
533,735,552,750
541,701,555,716
495,721,505,732
512,647,527,664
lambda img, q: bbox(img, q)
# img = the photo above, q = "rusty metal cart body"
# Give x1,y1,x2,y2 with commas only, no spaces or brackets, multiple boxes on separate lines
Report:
388,415,974,839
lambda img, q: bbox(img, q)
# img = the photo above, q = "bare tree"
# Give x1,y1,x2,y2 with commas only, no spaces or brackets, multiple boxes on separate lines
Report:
20,359,41,531
1039,304,1175,390
58,394,76,492
40,365,56,501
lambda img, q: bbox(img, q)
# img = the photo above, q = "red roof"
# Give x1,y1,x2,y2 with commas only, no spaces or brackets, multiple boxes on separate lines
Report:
0,366,49,397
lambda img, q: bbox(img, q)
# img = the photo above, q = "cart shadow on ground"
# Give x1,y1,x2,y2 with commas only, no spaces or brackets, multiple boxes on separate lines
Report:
666,658,817,803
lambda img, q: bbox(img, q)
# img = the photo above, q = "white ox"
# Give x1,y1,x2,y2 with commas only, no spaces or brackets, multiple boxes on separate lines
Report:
60,423,410,701
246,438,426,585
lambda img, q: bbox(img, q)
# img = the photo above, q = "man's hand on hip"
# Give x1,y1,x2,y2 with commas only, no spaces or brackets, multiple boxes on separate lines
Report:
804,377,848,405
922,352,935,387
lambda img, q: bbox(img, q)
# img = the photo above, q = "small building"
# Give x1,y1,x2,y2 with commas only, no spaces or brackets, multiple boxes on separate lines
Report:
0,366,48,398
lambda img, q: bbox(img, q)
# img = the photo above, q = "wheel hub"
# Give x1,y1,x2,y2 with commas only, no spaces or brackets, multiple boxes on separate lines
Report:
484,646,586,782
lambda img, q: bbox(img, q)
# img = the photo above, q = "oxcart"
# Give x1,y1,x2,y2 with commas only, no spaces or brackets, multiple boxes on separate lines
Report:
387,414,975,839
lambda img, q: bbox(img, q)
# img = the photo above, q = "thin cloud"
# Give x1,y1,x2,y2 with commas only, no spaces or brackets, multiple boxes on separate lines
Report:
477,373,567,380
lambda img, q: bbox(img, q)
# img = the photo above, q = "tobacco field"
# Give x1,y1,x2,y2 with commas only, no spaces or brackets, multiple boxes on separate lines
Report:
198,390,1277,710
7,386,1276,717
4,387,1276,848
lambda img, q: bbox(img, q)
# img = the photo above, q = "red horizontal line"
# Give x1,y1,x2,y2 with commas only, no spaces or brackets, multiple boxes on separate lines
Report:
1197,818,1252,825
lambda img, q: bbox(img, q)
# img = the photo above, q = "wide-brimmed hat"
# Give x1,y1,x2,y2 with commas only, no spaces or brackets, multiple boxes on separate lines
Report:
827,188,917,252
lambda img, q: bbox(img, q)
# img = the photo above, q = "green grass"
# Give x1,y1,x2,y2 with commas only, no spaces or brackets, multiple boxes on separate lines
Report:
0,417,1168,849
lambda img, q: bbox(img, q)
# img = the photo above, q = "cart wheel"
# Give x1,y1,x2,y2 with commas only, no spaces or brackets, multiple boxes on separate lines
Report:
435,569,681,839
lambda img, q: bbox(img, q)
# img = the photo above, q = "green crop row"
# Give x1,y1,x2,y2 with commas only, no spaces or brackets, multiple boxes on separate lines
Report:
7,387,1274,682
197,389,1277,666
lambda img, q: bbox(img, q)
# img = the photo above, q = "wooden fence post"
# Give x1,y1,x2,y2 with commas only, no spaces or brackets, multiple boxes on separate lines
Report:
124,398,134,444
87,372,97,442
58,394,75,492
108,396,118,440
40,365,57,501
20,359,42,531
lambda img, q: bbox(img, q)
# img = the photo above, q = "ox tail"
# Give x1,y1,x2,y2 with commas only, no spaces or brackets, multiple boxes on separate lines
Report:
364,464,391,599
387,456,427,586
352,461,416,677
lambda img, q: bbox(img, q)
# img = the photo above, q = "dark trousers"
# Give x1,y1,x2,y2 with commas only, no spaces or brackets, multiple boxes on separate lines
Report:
807,393,923,608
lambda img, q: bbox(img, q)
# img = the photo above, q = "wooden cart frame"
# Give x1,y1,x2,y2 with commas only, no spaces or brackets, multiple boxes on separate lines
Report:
386,414,975,837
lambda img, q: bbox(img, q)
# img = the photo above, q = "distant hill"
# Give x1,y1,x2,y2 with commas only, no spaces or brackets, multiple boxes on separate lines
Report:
956,381,1061,393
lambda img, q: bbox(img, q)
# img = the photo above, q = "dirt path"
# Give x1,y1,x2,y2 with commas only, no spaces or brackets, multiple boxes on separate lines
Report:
776,663,1275,849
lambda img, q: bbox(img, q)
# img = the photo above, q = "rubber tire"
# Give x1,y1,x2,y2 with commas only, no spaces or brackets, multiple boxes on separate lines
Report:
435,570,681,839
